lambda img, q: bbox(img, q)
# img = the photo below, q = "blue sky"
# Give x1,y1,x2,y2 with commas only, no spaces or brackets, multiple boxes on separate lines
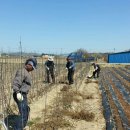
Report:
0,0,130,54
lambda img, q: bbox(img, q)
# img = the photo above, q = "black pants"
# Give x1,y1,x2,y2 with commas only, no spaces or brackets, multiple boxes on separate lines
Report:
13,92,30,130
46,69,55,83
68,70,74,84
93,69,100,78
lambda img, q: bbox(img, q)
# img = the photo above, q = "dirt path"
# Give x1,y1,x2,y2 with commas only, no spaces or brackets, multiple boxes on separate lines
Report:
28,78,106,130
72,79,105,130
29,84,62,119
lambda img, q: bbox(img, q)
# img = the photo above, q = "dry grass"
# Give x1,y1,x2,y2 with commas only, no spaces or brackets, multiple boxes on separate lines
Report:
61,89,94,109
85,79,92,83
29,109,73,130
31,108,95,129
61,90,83,108
60,109,95,122
30,118,72,130
60,85,70,91
82,94,93,99
85,78,99,84
71,110,95,121
28,89,95,129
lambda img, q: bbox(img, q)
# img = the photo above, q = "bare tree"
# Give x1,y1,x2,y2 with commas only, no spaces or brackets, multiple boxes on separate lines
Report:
75,48,89,59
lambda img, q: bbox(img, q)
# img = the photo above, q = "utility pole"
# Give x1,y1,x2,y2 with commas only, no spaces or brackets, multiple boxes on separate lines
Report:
114,48,115,53
20,36,22,57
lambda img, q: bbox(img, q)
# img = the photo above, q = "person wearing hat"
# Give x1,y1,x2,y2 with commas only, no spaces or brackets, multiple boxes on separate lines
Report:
66,57,75,85
91,62,100,78
45,56,56,84
12,58,37,130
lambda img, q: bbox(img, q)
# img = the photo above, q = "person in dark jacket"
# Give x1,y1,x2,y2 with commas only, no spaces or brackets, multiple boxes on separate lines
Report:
92,62,100,78
12,58,37,130
66,57,75,85
45,56,56,84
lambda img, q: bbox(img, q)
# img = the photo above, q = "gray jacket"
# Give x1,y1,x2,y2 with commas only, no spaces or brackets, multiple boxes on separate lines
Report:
12,68,31,94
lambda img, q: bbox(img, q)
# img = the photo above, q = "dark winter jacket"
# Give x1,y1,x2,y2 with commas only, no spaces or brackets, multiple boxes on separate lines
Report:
94,64,100,71
45,60,55,70
66,61,75,71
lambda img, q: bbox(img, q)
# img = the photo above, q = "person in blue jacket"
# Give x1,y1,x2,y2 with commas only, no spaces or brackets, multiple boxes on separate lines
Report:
66,57,75,85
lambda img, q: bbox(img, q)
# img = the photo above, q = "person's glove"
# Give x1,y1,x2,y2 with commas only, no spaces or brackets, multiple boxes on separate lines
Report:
45,65,49,70
66,67,68,70
93,69,96,72
69,66,72,69
17,93,23,101
87,74,92,78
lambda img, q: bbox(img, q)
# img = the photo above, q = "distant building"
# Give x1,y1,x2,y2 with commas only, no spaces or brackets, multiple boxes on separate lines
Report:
108,51,130,63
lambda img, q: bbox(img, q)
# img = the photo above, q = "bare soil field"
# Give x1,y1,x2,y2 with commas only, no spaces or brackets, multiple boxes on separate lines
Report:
0,57,130,130
6,61,105,130
26,78,105,130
